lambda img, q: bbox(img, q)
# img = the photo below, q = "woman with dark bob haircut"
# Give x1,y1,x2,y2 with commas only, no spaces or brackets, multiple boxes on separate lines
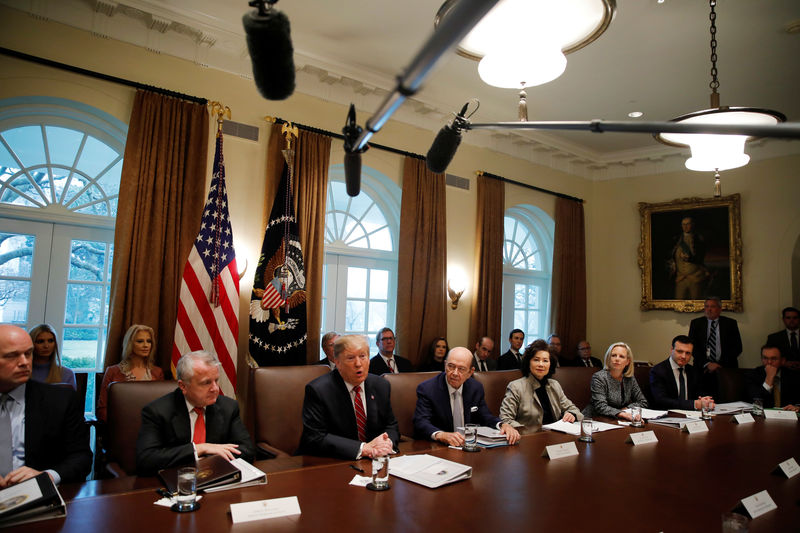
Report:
499,339,582,429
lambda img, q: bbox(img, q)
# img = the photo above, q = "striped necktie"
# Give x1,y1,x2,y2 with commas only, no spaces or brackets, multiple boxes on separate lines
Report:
707,320,718,362
353,386,367,442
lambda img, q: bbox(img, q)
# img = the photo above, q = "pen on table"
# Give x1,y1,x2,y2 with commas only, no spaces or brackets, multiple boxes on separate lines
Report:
349,464,365,473
156,488,173,499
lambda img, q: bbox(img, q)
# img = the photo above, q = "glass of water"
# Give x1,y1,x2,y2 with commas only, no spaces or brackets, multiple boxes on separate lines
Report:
367,455,390,491
701,398,714,420
464,424,479,451
752,398,764,416
579,418,595,442
173,466,198,512
630,406,644,428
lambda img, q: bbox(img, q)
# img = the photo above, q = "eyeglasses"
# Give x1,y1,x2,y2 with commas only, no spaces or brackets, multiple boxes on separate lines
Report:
445,363,470,375
380,336,395,342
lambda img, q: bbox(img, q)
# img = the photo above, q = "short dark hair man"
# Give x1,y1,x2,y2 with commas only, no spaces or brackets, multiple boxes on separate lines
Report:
413,347,519,446
649,335,714,411
0,324,91,488
136,350,255,476
547,334,563,367
688,296,743,371
369,328,412,374
765,307,800,370
498,329,525,371
299,335,399,459
473,336,496,372
746,345,799,412
575,340,602,368
319,331,339,370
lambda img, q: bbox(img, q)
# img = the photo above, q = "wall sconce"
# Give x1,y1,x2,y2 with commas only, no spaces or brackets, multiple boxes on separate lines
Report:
447,266,467,309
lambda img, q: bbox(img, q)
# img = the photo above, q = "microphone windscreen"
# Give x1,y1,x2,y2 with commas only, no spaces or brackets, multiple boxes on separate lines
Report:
426,125,461,174
243,8,295,101
344,152,362,197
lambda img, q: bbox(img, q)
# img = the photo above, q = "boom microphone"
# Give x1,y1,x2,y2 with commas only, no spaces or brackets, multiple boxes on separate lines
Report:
242,0,295,101
426,102,470,174
343,104,367,197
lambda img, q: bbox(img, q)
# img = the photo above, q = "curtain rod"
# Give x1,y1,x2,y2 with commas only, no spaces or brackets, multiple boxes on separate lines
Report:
478,171,583,203
1,46,207,105
268,116,425,161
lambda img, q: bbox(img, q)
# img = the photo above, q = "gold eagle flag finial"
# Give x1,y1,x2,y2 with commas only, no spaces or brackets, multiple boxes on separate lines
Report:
282,122,299,150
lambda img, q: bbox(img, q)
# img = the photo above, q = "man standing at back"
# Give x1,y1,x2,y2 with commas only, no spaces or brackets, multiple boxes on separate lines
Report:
498,329,525,371
0,324,91,487
766,307,800,370
688,296,742,370
369,327,412,374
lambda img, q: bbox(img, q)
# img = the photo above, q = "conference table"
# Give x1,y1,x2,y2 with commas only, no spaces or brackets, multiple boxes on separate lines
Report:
8,415,799,532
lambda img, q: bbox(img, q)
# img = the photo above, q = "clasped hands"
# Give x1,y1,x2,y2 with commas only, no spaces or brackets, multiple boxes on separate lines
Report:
362,433,394,458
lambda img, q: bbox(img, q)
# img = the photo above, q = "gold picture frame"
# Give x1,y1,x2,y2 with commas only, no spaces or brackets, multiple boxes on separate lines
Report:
638,194,742,312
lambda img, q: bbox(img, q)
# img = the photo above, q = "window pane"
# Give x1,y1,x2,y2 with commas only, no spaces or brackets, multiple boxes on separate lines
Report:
45,126,84,167
528,286,539,308
62,327,99,369
347,267,367,298
514,283,526,307
513,310,525,331
527,312,539,337
345,300,365,331
97,159,122,198
0,233,34,276
368,301,387,332
65,283,103,325
370,227,392,251
69,240,107,281
369,269,388,299
3,126,45,168
75,136,118,178
0,280,30,323
347,193,373,220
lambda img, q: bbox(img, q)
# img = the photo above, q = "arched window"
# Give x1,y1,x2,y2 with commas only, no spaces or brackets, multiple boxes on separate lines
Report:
0,97,125,399
322,164,400,350
501,205,554,345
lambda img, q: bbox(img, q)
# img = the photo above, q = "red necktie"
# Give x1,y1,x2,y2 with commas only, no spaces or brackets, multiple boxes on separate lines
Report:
353,386,367,442
387,358,395,373
193,407,206,444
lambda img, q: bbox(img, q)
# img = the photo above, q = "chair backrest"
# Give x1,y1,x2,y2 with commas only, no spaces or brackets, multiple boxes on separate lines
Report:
553,366,599,411
250,365,331,456
473,370,522,415
105,380,178,476
633,366,654,407
717,367,747,403
381,371,439,438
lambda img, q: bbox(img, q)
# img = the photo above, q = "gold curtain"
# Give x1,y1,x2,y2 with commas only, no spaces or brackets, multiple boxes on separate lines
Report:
468,174,504,357
263,123,331,363
104,90,209,372
551,197,587,357
396,157,447,368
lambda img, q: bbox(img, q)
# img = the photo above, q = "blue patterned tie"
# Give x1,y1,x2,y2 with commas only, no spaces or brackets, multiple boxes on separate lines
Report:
707,320,718,362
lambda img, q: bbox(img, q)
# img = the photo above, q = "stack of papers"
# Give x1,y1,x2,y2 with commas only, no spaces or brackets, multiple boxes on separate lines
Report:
712,402,752,415
622,407,667,419
648,417,693,429
543,420,624,435
203,458,268,493
476,426,509,448
389,454,471,489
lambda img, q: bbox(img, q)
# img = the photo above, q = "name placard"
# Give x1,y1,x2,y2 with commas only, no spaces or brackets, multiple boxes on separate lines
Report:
230,496,301,524
626,431,658,446
739,490,777,519
682,420,709,434
775,458,800,479
732,413,755,424
763,410,798,421
541,442,579,459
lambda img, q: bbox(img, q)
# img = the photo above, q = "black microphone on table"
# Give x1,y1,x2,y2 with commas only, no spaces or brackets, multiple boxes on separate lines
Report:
242,0,295,101
426,101,471,174
343,104,368,197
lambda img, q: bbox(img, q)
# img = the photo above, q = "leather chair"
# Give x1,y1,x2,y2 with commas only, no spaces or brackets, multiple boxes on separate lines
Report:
473,370,522,415
380,371,439,438
717,367,747,403
250,365,330,458
105,380,178,476
633,365,654,407
553,366,599,411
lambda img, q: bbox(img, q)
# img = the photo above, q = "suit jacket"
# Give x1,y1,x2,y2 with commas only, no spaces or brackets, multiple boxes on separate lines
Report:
473,353,497,372
24,380,92,484
766,330,800,362
298,370,399,459
136,388,255,476
573,356,603,369
412,373,500,439
688,315,742,369
497,350,523,371
649,358,700,410
745,366,800,408
368,354,412,375
499,375,582,429
318,357,335,370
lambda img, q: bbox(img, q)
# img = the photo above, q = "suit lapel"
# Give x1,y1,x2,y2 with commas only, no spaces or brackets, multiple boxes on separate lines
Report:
332,371,359,439
170,389,192,443
434,373,455,431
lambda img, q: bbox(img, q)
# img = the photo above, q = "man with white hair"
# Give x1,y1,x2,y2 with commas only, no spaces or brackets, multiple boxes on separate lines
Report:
136,350,254,476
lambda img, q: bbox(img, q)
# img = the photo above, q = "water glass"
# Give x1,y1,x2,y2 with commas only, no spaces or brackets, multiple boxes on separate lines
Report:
579,417,595,442
630,406,644,427
369,455,389,490
174,467,197,511
751,398,763,417
464,424,479,451
701,398,714,420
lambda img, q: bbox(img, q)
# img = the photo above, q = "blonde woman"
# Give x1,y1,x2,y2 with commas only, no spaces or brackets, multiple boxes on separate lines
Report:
584,342,648,420
97,324,164,421
29,324,76,390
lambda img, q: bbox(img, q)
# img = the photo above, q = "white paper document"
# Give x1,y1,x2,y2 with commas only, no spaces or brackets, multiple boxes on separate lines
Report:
203,458,267,493
712,401,753,414
348,475,372,487
648,417,693,429
671,410,702,419
543,420,623,435
229,496,301,524
476,426,509,447
389,454,471,489
622,407,668,420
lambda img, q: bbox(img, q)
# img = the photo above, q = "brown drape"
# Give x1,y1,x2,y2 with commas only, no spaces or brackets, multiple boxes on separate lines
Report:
396,158,447,369
263,123,331,363
550,197,587,357
468,174,504,357
105,90,209,373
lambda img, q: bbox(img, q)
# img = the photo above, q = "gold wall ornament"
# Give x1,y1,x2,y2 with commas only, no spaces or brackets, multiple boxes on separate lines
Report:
209,101,231,132
638,194,742,312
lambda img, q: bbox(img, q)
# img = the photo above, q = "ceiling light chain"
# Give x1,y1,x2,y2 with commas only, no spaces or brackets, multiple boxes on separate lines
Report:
708,0,720,107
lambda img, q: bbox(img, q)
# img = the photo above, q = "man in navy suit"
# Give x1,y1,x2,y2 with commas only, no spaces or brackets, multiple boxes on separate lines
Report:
746,344,800,411
688,296,742,370
0,325,91,487
497,329,525,371
299,335,399,459
369,327,412,374
650,335,715,411
136,351,254,476
765,307,800,369
413,347,519,446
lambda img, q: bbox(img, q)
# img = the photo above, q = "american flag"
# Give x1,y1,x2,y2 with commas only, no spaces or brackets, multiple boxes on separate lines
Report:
172,132,239,397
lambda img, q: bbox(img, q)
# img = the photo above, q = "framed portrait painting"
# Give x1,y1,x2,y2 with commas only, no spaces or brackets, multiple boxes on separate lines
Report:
638,194,742,312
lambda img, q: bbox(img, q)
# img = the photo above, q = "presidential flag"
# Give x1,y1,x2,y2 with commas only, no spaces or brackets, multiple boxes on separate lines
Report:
172,132,239,396
249,159,307,366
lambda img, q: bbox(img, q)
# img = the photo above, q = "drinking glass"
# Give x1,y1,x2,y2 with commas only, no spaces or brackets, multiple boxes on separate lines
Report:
367,455,390,491
464,424,479,451
630,406,644,427
701,398,714,420
172,467,198,512
751,398,763,417
579,417,595,442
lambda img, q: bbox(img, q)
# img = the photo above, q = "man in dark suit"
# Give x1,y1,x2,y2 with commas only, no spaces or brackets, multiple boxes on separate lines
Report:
497,329,525,371
688,296,742,370
650,335,715,411
574,340,603,368
413,347,519,446
369,327,412,374
318,331,338,370
765,307,800,370
299,335,399,459
136,350,254,476
746,344,800,411
0,325,91,487
473,336,497,372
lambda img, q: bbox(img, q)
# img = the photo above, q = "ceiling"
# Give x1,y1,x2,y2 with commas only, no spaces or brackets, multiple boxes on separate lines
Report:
5,0,800,178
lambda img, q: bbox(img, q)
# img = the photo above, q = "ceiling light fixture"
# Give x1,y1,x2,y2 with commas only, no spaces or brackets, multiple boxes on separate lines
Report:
655,0,786,195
